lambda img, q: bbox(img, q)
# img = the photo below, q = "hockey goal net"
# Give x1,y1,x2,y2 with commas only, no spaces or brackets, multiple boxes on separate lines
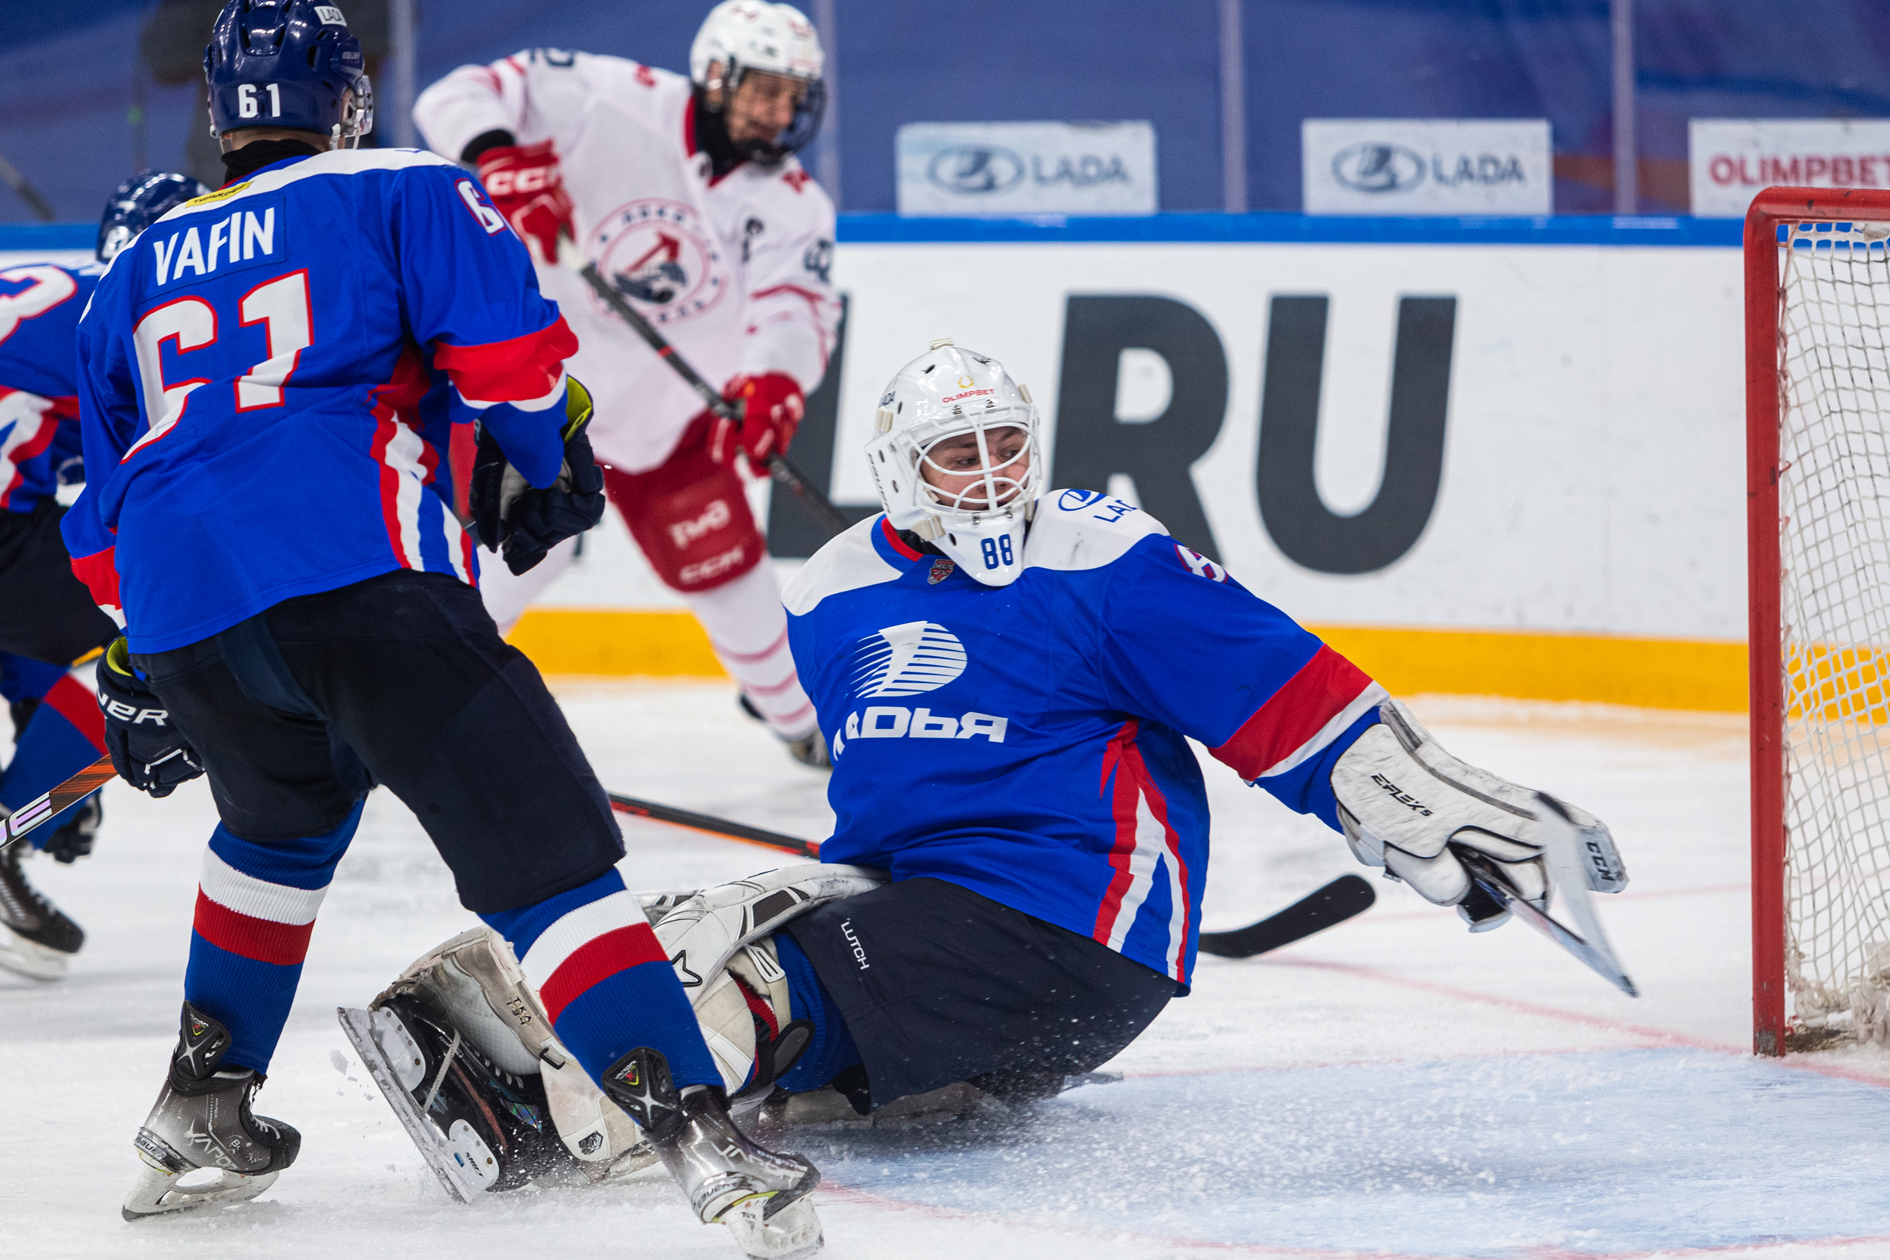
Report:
1748,188,1890,1055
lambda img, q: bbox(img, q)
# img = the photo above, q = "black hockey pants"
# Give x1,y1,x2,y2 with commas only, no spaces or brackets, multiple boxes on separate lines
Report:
133,570,624,913
786,876,1176,1110
0,501,120,665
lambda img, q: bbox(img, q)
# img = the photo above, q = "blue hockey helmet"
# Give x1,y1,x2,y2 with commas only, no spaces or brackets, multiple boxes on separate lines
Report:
203,0,374,147
97,171,212,263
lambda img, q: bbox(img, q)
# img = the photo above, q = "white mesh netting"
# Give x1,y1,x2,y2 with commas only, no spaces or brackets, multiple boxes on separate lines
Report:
1777,219,1890,1040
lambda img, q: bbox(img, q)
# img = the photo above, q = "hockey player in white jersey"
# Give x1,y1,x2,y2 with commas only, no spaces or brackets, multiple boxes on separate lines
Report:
413,1,838,767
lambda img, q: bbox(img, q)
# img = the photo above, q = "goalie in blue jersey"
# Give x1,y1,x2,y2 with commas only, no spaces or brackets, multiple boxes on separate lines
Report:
360,340,1630,1215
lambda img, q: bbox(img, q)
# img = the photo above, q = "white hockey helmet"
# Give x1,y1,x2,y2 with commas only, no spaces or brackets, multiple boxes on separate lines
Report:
690,1,826,158
866,340,1042,588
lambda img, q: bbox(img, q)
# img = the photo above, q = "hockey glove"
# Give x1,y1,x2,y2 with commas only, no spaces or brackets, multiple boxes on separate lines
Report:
1330,699,1626,929
470,378,607,576
95,638,202,799
709,373,804,467
475,139,575,266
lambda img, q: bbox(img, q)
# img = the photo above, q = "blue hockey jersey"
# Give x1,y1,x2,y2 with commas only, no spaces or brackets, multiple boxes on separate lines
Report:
783,491,1388,988
0,262,98,514
63,149,577,653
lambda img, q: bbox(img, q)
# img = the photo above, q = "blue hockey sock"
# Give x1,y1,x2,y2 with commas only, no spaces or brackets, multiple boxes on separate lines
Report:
0,672,107,846
184,804,361,1073
774,932,861,1092
481,869,721,1095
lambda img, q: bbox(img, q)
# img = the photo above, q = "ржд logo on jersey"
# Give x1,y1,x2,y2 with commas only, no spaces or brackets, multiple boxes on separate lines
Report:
851,620,965,697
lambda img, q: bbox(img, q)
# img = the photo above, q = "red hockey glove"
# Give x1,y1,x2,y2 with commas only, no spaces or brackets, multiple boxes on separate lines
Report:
710,373,804,467
475,140,575,266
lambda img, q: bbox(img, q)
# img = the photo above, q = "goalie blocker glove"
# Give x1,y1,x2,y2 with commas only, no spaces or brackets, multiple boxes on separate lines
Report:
1331,699,1626,927
96,638,203,798
471,377,607,575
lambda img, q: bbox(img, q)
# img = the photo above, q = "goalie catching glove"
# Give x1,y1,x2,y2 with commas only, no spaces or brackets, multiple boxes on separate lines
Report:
1331,699,1626,927
470,377,607,575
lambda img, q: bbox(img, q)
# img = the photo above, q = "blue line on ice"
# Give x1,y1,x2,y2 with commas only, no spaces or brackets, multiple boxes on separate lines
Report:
797,1048,1890,1256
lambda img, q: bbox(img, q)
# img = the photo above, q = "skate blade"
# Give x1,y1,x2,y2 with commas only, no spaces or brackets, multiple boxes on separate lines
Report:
0,924,67,981
726,1194,823,1259
336,1006,494,1203
122,1162,278,1221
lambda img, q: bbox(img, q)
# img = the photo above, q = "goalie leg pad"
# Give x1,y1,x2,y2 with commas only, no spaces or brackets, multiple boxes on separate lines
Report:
384,926,647,1169
651,864,882,1097
1330,699,1627,911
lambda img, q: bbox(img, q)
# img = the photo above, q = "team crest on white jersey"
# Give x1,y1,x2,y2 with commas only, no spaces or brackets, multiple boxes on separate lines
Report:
588,199,727,325
851,621,966,697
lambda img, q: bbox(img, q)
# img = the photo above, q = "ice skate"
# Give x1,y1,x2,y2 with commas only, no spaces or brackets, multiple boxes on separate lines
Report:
122,1002,300,1220
739,694,832,770
0,839,83,980
339,983,578,1201
603,1047,823,1259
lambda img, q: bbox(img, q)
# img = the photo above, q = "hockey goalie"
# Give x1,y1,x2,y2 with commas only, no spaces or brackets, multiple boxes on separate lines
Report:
346,342,1630,1258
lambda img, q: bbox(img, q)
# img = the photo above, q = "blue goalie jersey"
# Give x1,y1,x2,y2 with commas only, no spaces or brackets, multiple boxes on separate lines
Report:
64,148,578,653
783,490,1389,989
0,262,99,514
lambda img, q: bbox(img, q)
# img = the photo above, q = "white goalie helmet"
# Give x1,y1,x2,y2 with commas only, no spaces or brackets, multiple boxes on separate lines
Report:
866,340,1043,588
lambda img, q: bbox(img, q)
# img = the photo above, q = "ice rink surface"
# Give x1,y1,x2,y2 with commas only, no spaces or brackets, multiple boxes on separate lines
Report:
7,683,1890,1259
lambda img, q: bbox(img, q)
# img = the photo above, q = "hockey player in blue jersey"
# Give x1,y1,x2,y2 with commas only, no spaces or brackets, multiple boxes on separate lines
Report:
64,4,821,1251
0,170,208,981
363,340,1629,1187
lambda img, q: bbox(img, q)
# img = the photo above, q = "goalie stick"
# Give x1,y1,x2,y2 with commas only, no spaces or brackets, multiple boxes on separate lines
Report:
1196,874,1376,958
611,793,1390,960
608,792,821,859
0,753,115,856
556,237,852,539
1456,793,1639,997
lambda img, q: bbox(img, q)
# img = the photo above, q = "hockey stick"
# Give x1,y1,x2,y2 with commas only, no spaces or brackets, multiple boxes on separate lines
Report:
0,753,115,855
1196,874,1377,958
556,237,852,539
608,791,821,860
1457,794,1639,997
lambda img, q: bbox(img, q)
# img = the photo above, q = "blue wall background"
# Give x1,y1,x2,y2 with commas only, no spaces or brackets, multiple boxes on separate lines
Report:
3,0,1888,223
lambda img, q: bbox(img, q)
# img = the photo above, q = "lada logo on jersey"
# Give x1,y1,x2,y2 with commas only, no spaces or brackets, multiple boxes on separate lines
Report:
851,620,966,697
588,199,727,326
152,203,284,287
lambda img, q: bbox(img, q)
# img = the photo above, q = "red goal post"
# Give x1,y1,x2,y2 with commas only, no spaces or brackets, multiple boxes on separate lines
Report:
1747,187,1890,1056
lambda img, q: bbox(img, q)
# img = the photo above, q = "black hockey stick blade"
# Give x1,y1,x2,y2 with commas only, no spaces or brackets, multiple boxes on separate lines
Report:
558,238,849,538
0,753,115,855
1196,874,1377,958
1458,796,1638,998
608,792,821,860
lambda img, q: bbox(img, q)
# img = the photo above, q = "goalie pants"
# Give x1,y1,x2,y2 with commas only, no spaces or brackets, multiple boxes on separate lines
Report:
783,876,1175,1110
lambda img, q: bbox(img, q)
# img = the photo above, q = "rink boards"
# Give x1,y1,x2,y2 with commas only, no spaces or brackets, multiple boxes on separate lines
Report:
1,214,1753,709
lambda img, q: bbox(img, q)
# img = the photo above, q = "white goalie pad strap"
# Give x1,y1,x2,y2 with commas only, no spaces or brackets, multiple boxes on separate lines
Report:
1331,699,1626,907
650,863,887,999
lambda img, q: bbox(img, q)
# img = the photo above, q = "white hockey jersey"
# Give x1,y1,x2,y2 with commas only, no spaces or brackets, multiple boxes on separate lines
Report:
414,50,840,473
